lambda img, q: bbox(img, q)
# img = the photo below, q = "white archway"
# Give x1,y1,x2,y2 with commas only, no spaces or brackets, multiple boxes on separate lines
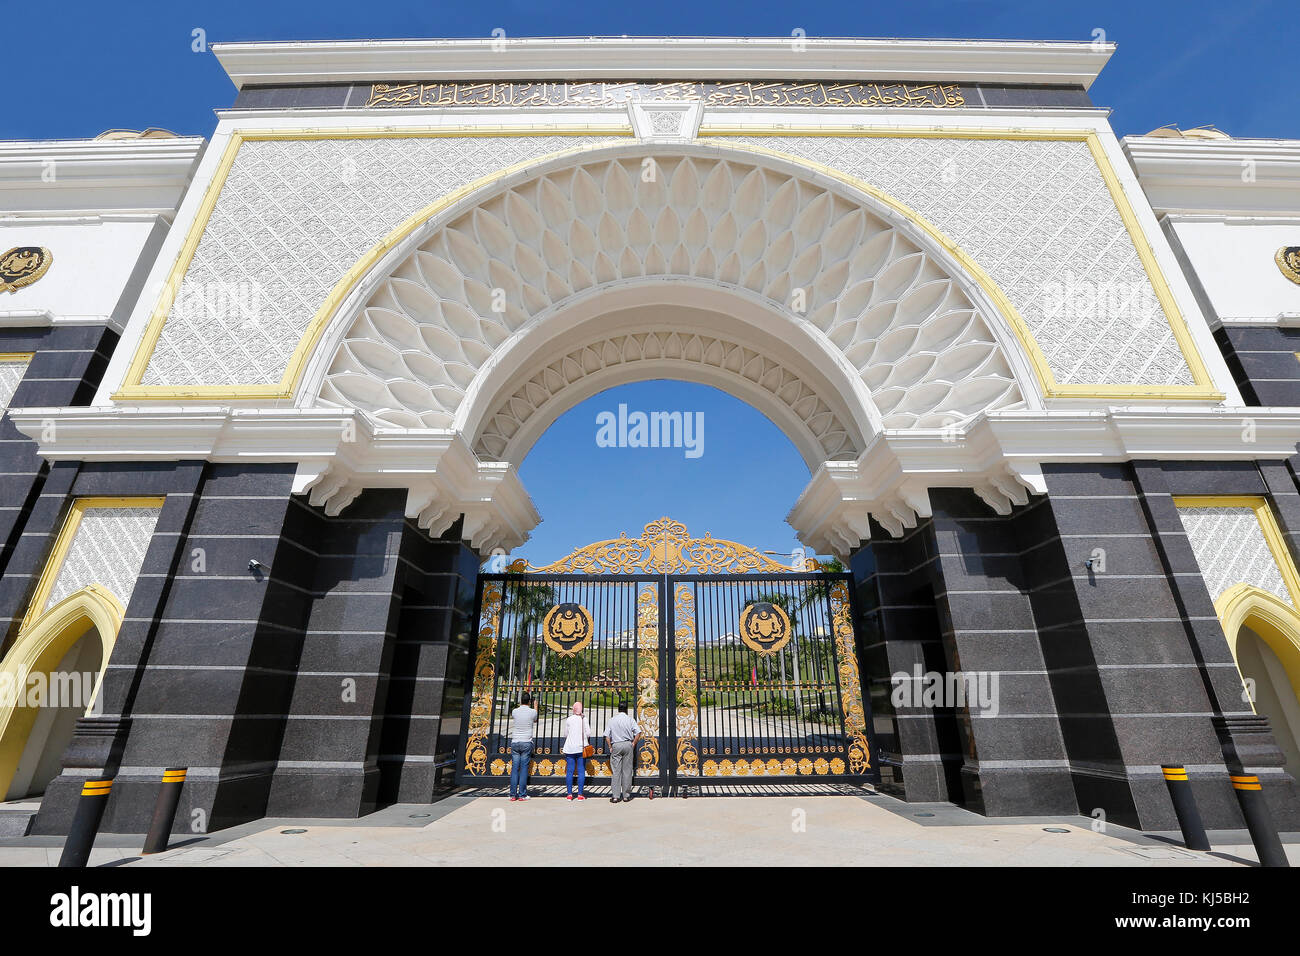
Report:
302,144,1039,452
0,586,123,799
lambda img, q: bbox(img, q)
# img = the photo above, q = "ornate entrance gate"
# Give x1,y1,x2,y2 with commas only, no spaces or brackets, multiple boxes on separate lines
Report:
458,518,876,791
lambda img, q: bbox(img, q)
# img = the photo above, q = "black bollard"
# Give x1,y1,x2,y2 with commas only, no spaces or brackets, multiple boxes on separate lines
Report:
1160,765,1210,850
141,767,187,855
1230,774,1290,867
57,778,113,868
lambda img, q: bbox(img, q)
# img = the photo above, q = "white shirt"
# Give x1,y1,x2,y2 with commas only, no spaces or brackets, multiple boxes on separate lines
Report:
561,714,593,754
606,712,640,743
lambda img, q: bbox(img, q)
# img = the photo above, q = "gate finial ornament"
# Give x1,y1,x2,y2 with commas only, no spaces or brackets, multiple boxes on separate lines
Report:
511,517,798,574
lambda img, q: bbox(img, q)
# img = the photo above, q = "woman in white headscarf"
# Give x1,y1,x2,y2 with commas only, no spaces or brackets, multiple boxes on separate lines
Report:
561,701,593,800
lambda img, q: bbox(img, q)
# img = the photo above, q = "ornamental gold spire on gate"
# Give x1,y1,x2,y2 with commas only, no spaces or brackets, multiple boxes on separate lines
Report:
508,517,798,575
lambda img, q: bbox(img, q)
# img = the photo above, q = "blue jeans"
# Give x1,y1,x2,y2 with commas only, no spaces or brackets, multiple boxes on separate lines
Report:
509,741,533,798
564,753,586,796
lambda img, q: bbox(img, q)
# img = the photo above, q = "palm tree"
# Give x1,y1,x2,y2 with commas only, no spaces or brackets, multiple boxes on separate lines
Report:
501,581,556,697
797,556,845,715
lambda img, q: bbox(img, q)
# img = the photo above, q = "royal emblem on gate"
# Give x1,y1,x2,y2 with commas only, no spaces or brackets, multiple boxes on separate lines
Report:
0,247,53,293
739,602,792,655
1278,246,1300,286
542,602,594,655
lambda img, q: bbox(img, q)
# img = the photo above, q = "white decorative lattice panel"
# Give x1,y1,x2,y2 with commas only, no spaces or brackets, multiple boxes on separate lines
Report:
139,135,623,386
725,136,1194,387
319,154,1022,450
1176,506,1289,604
46,506,162,612
0,356,31,411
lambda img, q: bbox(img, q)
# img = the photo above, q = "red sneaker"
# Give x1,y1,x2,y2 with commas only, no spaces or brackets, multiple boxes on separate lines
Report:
576,795,586,801
566,795,574,801
509,797,518,802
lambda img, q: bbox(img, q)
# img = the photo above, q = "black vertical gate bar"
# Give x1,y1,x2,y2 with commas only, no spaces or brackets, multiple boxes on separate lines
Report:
659,574,670,795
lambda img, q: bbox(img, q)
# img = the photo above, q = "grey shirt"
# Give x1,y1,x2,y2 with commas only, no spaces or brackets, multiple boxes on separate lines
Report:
606,711,640,743
510,705,538,742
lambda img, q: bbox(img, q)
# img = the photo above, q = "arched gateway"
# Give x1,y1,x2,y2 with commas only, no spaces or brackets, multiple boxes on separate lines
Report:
462,518,873,791
8,36,1300,835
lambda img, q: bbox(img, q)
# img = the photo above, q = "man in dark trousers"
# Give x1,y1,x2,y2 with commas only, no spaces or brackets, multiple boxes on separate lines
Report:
605,701,641,803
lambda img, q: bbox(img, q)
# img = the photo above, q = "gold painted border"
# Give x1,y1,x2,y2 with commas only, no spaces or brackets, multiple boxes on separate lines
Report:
112,125,633,402
113,124,1221,405
20,496,166,631
701,127,1221,402
1172,495,1300,607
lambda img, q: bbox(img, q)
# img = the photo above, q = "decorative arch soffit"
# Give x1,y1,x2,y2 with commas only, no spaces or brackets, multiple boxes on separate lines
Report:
0,586,124,798
1215,583,1300,705
303,142,1040,460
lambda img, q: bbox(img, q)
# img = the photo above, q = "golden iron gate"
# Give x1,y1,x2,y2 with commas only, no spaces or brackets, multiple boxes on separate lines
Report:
458,518,877,792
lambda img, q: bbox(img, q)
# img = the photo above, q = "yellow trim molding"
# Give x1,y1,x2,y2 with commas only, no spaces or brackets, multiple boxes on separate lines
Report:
0,352,35,363
112,125,633,402
1173,495,1300,607
112,124,1221,405
0,585,124,800
1214,583,1300,716
21,496,166,630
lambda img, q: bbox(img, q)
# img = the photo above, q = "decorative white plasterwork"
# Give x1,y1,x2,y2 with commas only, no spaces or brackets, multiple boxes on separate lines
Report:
788,406,1300,555
210,37,1114,90
0,355,31,412
6,406,538,554
1124,137,1300,217
473,328,857,463
317,152,1023,445
16,404,1300,559
725,135,1195,388
137,134,623,387
629,102,703,141
0,138,206,218
1176,505,1289,605
46,506,161,612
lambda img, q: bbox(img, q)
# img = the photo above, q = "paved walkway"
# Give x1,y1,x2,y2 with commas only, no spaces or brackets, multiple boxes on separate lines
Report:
2,791,1294,867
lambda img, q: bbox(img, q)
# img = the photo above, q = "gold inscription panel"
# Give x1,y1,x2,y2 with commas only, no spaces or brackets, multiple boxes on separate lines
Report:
366,80,966,110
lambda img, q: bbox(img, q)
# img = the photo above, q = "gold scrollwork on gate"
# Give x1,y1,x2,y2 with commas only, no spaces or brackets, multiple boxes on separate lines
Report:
674,583,700,777
635,584,660,775
516,518,797,575
464,579,504,775
827,578,871,773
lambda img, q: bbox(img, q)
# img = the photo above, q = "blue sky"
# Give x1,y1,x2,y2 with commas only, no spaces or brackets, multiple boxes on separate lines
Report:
7,1,1295,563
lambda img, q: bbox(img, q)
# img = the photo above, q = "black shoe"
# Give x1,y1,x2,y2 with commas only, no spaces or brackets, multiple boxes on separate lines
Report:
621,796,631,802
609,797,618,803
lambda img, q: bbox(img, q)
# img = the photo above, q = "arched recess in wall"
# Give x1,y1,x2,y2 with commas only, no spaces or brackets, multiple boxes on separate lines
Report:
297,142,1046,456
0,586,123,800
1216,583,1300,773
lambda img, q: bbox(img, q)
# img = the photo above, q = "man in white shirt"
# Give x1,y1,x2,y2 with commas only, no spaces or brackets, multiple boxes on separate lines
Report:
509,693,538,801
605,701,642,803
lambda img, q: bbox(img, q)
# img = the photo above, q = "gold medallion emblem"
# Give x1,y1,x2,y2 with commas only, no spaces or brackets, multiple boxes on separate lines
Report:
739,601,792,655
542,602,593,655
1278,246,1300,286
0,247,53,293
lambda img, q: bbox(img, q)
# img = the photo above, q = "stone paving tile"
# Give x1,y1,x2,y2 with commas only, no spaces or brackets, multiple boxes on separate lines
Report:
5,795,1294,867
116,796,1251,868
